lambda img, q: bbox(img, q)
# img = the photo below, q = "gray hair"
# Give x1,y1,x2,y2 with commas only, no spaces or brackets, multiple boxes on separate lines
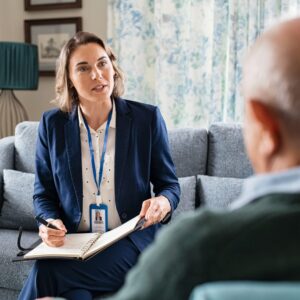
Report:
242,18,300,126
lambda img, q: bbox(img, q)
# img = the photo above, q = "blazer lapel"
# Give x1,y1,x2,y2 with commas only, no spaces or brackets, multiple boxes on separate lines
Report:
64,107,83,212
115,98,132,206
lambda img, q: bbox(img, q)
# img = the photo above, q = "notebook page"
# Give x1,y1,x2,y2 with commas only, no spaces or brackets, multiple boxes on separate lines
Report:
84,216,141,259
24,232,99,259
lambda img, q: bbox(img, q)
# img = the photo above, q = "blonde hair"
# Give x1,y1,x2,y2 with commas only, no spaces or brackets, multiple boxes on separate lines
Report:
53,31,124,112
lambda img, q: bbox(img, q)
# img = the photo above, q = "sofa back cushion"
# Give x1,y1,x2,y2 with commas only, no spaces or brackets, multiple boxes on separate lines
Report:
197,175,244,209
15,121,39,173
13,123,207,179
0,136,15,212
207,123,253,178
169,128,207,178
0,169,37,230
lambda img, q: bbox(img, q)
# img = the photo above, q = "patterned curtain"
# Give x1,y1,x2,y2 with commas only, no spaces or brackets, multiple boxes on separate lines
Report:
108,0,300,128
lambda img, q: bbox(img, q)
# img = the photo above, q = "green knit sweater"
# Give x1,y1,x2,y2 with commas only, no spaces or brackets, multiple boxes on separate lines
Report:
110,193,300,300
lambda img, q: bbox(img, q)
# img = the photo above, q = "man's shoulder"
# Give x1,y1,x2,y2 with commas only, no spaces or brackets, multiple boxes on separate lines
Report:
159,193,300,246
254,192,300,202
241,192,300,215
152,209,238,254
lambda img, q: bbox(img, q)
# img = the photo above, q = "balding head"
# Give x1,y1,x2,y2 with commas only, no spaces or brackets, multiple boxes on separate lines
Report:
243,18,300,126
242,18,300,173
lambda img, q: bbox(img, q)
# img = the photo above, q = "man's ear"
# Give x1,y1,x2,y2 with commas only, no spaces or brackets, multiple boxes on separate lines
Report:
249,99,280,157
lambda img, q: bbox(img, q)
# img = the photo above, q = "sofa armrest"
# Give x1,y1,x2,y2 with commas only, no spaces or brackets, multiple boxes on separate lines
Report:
0,136,15,210
190,282,300,300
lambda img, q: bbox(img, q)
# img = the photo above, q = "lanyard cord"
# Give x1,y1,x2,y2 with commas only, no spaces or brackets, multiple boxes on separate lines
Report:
82,106,113,196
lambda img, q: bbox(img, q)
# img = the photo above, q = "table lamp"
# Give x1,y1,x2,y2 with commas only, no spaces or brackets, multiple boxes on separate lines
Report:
0,42,38,139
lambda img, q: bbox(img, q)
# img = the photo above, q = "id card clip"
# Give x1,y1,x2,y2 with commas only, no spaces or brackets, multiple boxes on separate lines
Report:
96,194,102,205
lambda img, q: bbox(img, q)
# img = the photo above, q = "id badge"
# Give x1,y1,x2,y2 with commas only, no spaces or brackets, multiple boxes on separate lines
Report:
89,203,108,233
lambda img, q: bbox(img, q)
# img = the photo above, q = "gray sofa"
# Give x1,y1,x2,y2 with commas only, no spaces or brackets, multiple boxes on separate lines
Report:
0,121,253,299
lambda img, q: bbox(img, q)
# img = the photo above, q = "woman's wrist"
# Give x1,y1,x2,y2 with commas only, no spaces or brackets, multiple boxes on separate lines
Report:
158,195,171,221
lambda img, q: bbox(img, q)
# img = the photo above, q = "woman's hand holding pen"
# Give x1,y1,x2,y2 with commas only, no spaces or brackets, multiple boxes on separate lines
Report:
139,196,171,229
39,219,67,247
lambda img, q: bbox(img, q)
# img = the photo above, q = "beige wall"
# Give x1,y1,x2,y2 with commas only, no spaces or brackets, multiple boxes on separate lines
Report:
0,0,108,121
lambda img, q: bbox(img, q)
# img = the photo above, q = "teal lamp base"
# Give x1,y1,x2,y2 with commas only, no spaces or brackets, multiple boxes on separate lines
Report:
0,89,28,139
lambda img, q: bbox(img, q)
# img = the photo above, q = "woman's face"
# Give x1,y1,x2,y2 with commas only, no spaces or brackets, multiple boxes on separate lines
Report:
68,43,115,105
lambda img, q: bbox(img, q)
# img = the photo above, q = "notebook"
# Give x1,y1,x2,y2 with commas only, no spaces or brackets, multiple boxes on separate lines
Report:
14,216,145,261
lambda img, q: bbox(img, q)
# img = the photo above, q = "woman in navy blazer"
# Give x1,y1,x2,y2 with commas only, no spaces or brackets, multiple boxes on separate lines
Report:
18,32,180,300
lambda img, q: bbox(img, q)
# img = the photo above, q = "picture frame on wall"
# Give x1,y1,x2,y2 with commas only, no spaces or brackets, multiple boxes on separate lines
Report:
24,18,82,76
24,0,82,11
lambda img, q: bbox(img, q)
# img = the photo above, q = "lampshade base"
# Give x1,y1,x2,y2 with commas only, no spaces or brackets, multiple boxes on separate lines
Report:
0,89,29,139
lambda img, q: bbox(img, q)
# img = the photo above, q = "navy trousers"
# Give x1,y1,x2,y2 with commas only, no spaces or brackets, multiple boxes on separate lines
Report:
18,237,140,300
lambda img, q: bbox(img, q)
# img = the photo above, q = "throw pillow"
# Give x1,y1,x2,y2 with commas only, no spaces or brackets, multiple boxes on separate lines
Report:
15,121,39,173
151,176,196,221
172,176,196,220
197,175,244,209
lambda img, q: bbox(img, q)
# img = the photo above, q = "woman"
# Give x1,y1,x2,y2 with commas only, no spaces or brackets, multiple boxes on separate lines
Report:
18,31,180,300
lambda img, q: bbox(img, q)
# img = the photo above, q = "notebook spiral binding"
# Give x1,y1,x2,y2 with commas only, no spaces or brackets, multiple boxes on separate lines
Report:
80,233,101,256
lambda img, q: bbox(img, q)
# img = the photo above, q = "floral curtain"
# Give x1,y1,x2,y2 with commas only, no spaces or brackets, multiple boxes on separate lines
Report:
108,0,300,128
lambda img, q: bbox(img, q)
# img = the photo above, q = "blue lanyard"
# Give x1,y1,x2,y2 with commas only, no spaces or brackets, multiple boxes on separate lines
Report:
82,107,113,196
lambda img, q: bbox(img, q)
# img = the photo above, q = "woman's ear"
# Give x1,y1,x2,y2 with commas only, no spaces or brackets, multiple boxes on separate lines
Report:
68,78,74,88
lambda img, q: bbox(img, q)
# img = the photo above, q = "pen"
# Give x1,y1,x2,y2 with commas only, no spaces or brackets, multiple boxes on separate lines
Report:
35,216,59,230
135,217,146,230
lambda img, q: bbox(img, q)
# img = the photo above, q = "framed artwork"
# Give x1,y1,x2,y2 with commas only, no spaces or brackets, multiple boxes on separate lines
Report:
24,0,82,11
24,18,82,76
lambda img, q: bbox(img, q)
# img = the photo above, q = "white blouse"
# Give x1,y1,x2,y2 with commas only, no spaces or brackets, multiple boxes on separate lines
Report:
77,101,121,232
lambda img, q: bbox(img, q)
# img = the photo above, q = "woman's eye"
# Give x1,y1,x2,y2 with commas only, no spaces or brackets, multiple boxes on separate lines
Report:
77,66,88,72
98,61,107,67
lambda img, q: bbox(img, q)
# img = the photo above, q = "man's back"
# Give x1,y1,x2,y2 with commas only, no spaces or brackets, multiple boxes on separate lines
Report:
109,17,300,300
112,193,300,300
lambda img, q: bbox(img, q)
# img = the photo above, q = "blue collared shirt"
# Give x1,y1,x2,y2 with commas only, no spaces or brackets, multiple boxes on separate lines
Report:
231,166,300,210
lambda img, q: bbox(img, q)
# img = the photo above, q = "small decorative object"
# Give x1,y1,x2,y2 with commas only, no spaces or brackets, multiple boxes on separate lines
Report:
0,42,39,138
24,0,82,11
25,17,82,76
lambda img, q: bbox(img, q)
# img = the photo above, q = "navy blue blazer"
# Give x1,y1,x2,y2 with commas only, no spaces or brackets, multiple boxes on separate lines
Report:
33,98,180,252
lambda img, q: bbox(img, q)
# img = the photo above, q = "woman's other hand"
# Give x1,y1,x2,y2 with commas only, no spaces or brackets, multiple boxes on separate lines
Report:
139,196,171,229
38,219,67,247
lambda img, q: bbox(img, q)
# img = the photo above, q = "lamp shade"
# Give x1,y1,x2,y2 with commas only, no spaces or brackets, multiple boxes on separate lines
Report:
0,42,38,90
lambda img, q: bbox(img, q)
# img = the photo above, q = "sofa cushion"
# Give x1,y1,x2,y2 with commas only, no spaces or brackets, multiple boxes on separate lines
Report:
172,176,196,220
15,121,39,174
169,129,207,177
0,229,35,291
197,175,244,209
207,123,253,178
0,288,20,300
0,170,37,231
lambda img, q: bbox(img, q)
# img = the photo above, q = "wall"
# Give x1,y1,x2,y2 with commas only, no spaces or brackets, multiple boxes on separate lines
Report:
0,0,108,121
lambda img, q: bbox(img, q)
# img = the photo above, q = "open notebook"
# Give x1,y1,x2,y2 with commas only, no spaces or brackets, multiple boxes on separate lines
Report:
14,216,145,261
